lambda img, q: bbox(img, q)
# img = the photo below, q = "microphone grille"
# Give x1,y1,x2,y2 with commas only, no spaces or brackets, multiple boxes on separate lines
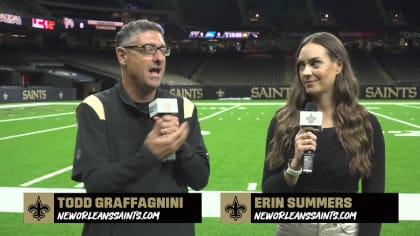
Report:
304,102,317,111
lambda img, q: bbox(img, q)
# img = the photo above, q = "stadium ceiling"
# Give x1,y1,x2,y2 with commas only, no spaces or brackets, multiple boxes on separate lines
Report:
35,0,419,29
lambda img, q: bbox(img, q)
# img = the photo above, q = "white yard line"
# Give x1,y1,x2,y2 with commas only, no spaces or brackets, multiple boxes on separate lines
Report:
195,102,284,106
0,124,76,141
247,183,257,191
74,182,84,188
199,104,242,121
0,102,79,109
397,104,420,109
20,166,74,187
0,103,52,109
0,112,74,123
370,111,420,129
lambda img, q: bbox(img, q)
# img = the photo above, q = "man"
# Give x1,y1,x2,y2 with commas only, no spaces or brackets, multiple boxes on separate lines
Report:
72,19,210,236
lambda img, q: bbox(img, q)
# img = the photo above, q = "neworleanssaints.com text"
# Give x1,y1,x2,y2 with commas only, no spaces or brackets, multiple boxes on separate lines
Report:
57,211,161,221
254,211,357,221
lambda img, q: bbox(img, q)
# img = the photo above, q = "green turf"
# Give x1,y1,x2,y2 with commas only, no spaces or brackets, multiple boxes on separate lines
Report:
1,100,420,235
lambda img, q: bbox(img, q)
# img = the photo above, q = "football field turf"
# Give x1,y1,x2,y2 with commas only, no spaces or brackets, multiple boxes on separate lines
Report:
1,100,419,235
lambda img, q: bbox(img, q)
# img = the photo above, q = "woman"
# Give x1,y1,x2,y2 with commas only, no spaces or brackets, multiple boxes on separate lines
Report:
262,32,385,236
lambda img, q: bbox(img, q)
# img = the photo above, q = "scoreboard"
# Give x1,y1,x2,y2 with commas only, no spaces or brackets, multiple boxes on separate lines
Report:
188,30,259,39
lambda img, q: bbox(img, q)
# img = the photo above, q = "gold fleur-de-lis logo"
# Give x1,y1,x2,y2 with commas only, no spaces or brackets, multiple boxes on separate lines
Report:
28,196,50,221
164,101,172,111
224,196,247,221
306,113,316,124
216,89,225,98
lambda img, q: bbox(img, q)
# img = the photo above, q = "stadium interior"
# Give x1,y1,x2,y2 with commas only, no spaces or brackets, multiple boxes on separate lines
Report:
0,0,419,100
1,2,420,235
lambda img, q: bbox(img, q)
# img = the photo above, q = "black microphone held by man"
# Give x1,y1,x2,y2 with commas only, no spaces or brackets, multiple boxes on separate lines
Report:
299,102,323,173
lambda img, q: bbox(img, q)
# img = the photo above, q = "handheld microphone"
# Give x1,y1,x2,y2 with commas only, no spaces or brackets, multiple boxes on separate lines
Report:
299,102,323,174
149,98,179,161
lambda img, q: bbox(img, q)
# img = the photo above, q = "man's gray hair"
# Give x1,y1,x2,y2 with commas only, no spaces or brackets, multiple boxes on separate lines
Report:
115,19,165,47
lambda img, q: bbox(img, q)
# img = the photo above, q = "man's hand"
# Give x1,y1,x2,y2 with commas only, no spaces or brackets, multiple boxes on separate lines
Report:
144,115,189,160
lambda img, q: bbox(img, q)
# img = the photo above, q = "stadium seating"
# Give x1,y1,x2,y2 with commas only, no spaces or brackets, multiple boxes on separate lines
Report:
373,50,420,84
195,53,287,86
349,50,395,85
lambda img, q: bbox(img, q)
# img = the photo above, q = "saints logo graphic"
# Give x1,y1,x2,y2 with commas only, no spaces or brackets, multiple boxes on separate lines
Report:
163,101,173,111
28,196,50,221
224,195,247,221
306,113,316,124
